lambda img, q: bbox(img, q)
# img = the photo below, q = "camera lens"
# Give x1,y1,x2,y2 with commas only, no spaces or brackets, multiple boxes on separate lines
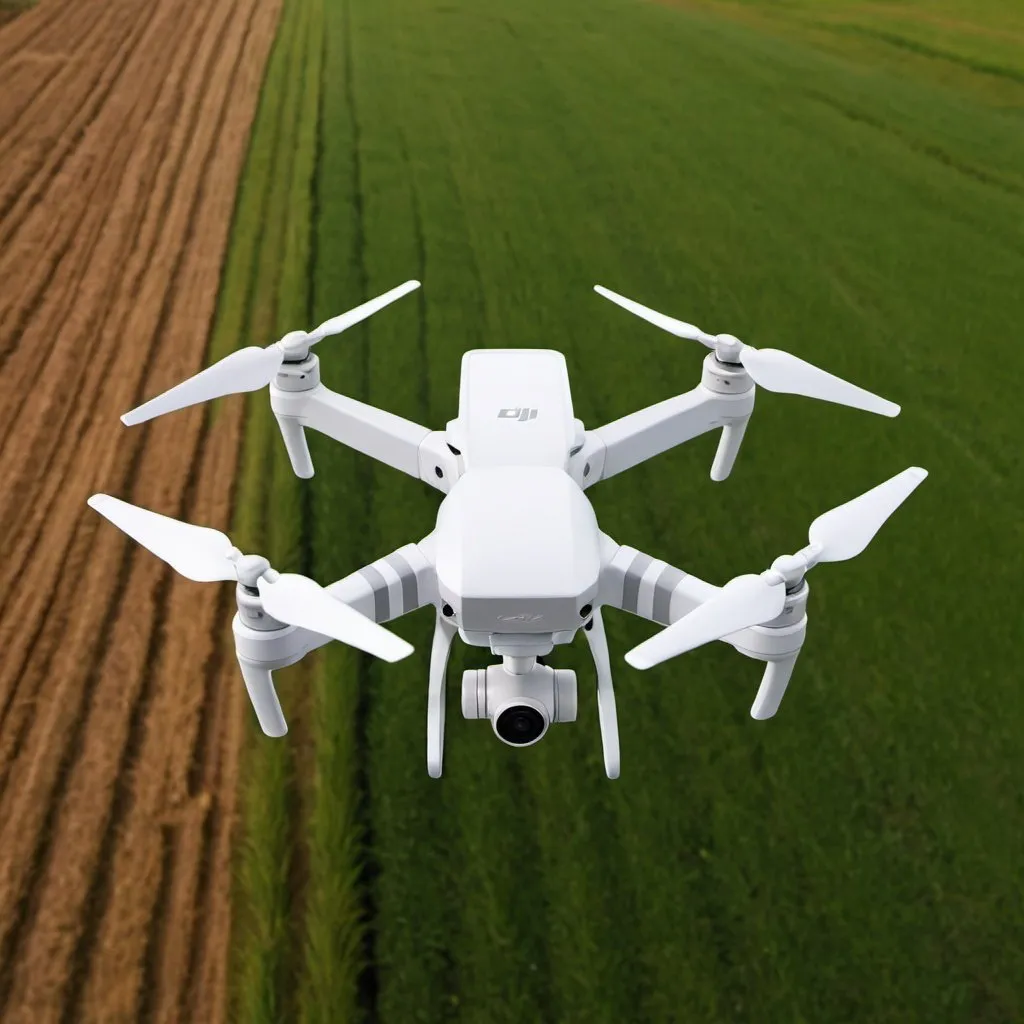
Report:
494,704,546,746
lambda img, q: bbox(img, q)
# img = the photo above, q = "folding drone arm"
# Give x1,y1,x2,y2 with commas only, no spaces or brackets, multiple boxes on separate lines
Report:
597,535,807,719
324,534,454,778
269,356,457,493
576,356,755,489
234,540,441,737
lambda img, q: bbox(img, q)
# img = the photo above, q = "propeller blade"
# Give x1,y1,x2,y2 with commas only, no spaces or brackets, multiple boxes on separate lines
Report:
122,345,285,425
306,280,421,345
625,573,786,669
739,346,899,417
87,494,239,582
256,573,414,663
594,285,717,347
808,466,928,563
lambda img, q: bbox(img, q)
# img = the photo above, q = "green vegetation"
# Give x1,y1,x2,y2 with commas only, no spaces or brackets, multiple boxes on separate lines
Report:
682,0,1024,104
218,0,1024,1019
212,0,324,1018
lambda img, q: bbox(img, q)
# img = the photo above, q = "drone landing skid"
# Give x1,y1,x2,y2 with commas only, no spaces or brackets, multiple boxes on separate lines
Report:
427,614,458,778
583,608,620,780
237,659,288,737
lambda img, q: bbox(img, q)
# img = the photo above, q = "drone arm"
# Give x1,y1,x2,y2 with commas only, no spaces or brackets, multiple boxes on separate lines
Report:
581,377,754,488
271,376,457,493
324,540,454,777
325,540,439,625
232,541,438,684
598,537,718,623
598,537,807,716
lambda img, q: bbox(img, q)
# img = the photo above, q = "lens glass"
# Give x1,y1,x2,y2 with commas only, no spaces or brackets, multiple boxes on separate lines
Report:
495,705,546,745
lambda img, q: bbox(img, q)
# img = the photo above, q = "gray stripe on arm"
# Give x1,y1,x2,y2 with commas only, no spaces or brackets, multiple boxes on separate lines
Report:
385,551,420,615
652,565,686,624
359,565,391,622
621,551,654,614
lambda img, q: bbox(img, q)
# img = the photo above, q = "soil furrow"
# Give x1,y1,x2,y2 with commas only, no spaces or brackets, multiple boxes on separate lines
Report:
0,0,189,380
0,520,135,1014
70,4,272,1018
0,0,160,234
0,532,83,790
0,0,74,66
0,0,208,711
0,0,218,618
0,0,229,615
139,420,247,1024
0,0,125,150
0,0,282,1016
0,10,173,375
0,0,260,999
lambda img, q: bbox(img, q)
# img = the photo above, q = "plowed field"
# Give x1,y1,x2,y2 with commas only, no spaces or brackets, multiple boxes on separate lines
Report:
0,0,281,1019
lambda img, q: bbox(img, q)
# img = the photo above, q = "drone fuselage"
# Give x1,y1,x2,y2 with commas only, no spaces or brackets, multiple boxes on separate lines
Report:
445,348,583,468
433,465,601,646
431,350,600,651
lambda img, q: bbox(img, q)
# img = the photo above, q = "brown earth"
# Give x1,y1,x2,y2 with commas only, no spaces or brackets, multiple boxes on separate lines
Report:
0,0,282,1020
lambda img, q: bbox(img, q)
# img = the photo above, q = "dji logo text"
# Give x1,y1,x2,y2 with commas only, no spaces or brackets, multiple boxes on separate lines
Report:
498,408,538,422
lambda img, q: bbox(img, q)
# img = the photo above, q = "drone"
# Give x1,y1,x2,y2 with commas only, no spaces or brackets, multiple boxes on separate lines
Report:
88,280,926,778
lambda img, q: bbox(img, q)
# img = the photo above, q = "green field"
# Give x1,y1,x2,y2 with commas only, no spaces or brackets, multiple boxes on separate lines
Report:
213,0,1024,1020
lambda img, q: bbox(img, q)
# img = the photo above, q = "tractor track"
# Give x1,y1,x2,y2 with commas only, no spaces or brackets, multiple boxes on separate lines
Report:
0,0,282,1018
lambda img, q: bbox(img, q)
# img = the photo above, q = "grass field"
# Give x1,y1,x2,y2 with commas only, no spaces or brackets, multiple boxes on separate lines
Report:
212,0,1024,1020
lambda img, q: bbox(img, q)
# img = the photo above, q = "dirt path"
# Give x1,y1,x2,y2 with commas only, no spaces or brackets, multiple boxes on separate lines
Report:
0,0,282,1019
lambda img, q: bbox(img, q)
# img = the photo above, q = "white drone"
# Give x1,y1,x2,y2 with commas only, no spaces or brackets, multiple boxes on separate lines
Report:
89,280,926,778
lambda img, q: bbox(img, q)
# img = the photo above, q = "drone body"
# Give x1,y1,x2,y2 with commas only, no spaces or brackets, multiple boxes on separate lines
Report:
89,281,926,778
436,348,600,641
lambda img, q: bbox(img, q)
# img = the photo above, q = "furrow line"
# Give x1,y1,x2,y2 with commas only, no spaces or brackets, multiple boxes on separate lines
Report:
0,0,128,155
0,0,231,618
71,0,272,1015
0,0,215,716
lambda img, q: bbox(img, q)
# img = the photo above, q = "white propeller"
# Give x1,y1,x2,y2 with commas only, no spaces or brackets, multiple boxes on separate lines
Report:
122,280,421,425
87,494,413,661
626,573,788,671
87,494,240,581
625,466,927,669
256,574,412,663
594,285,899,417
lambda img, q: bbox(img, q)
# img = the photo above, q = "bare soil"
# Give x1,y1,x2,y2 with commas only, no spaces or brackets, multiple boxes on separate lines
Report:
0,0,282,1019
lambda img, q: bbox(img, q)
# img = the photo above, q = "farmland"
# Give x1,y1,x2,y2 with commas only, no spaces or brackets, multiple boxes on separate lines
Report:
0,0,281,1019
222,0,1024,1022
0,0,1021,1020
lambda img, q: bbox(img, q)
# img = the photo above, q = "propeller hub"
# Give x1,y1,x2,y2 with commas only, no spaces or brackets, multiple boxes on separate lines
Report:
235,554,272,588
279,330,312,361
714,334,744,365
771,554,808,586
